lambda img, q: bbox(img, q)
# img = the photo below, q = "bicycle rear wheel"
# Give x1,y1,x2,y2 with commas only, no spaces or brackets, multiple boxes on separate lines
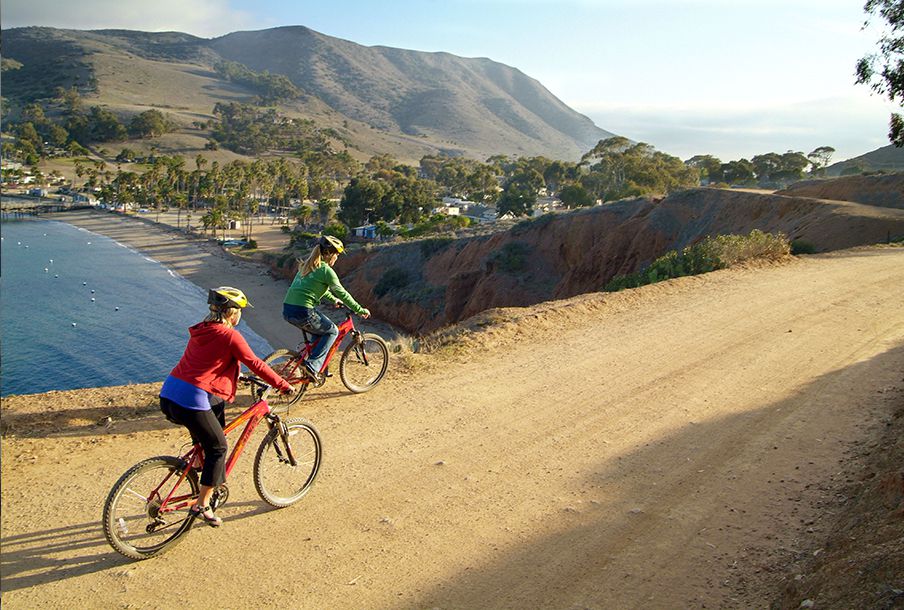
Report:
339,334,389,393
102,456,199,560
253,417,322,508
263,349,307,411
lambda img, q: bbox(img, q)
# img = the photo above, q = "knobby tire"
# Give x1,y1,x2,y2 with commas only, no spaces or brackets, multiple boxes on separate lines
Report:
339,333,389,393
253,417,322,508
263,349,307,410
102,456,199,560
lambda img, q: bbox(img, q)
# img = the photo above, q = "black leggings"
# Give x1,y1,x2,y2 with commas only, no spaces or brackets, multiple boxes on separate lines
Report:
160,396,228,487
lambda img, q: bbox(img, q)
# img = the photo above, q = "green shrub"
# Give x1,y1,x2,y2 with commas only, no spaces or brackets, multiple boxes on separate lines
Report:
396,283,444,307
604,230,789,292
375,267,411,297
512,213,555,235
242,239,257,250
289,231,320,247
280,225,291,233
490,241,532,273
790,239,817,254
419,237,454,259
323,223,348,240
710,229,790,266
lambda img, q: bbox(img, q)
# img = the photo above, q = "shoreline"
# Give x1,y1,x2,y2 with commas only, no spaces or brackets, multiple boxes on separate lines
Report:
43,209,297,348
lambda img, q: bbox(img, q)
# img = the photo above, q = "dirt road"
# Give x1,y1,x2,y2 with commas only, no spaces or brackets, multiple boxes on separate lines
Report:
2,247,903,608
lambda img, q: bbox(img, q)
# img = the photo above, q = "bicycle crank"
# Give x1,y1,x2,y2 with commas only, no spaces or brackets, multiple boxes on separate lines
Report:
210,484,229,510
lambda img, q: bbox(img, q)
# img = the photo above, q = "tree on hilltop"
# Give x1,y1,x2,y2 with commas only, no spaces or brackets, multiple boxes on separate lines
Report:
808,146,836,174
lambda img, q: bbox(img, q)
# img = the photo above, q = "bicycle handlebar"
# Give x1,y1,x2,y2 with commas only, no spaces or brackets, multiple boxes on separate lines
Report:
239,374,271,390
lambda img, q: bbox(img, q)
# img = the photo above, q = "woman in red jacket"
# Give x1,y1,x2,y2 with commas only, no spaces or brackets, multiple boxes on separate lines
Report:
160,286,295,527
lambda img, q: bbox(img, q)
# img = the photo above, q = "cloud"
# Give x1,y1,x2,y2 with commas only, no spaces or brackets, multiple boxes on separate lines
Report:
579,96,898,162
1,0,265,38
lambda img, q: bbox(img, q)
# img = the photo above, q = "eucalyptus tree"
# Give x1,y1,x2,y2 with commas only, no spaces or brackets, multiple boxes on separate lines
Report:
496,183,536,218
807,146,836,175
558,183,594,208
752,153,783,182
775,151,811,182
338,176,389,227
685,155,723,183
857,0,904,145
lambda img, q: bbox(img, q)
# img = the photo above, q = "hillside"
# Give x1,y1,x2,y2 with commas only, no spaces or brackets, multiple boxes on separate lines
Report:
826,144,904,176
777,172,904,209
2,246,902,608
0,26,613,162
320,185,904,334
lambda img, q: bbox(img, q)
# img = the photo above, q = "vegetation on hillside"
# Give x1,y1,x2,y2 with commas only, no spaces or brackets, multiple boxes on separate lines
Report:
604,230,791,292
208,102,345,155
2,88,177,164
213,60,302,105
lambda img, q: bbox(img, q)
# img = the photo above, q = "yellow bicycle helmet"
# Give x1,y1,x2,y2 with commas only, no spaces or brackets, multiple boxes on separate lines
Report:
320,235,344,255
208,286,253,309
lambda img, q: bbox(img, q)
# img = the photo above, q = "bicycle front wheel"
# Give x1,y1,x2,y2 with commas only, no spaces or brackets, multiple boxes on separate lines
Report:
339,334,389,393
263,349,307,411
102,456,199,560
253,417,322,508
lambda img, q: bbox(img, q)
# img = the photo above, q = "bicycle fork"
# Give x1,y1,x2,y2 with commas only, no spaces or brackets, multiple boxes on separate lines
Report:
268,415,299,467
350,330,369,366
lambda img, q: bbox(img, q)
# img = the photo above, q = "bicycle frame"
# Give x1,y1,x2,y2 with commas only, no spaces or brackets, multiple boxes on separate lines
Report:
155,392,291,515
294,310,362,378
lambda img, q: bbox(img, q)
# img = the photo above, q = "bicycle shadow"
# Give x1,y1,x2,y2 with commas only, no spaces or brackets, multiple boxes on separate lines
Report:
0,501,277,591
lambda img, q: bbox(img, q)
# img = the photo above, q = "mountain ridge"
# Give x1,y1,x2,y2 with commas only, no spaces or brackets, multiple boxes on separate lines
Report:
1,25,613,162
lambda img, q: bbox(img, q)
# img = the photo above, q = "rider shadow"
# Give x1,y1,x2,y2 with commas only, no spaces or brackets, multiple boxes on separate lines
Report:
0,520,124,591
0,501,282,590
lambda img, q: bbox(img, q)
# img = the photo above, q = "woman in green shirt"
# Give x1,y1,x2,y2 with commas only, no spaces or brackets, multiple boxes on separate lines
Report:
282,236,370,381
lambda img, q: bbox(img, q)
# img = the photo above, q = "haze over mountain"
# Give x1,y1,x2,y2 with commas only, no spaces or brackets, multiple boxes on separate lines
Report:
1,25,614,162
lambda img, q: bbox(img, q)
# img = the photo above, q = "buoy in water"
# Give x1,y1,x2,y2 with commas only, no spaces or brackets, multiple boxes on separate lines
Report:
90,289,95,294
114,307,120,311
44,268,49,272
72,322,77,327
55,275,59,278
49,259,53,263
91,297,96,302
83,282,87,286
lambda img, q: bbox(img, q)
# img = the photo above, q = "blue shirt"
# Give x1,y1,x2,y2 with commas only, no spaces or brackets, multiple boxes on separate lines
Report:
160,375,212,410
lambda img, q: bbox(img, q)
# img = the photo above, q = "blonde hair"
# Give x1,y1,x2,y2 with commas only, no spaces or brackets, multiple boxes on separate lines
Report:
300,244,326,277
204,305,240,328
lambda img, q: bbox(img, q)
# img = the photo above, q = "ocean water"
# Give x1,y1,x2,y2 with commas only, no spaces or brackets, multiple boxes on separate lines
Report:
0,216,273,397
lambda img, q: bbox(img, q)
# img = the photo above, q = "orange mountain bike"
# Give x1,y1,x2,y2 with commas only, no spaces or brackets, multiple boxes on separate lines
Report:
102,377,322,560
264,305,389,411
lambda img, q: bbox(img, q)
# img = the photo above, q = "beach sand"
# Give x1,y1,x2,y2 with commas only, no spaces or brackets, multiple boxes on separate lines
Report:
44,208,392,349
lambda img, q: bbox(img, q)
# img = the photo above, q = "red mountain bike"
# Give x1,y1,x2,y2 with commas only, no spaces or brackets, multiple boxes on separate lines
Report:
102,377,322,560
263,305,389,411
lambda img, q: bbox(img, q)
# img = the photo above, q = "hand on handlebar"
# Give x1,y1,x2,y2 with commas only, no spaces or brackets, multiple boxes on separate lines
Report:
361,308,371,319
281,384,298,396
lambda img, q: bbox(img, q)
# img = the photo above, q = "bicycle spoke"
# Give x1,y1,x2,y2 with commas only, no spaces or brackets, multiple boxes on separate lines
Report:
253,418,322,508
103,457,199,560
123,487,151,503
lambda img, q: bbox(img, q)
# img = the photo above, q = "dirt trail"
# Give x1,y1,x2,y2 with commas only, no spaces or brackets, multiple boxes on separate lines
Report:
2,248,903,609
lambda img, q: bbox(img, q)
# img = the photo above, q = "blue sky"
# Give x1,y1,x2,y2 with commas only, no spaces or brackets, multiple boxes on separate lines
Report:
2,0,898,163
